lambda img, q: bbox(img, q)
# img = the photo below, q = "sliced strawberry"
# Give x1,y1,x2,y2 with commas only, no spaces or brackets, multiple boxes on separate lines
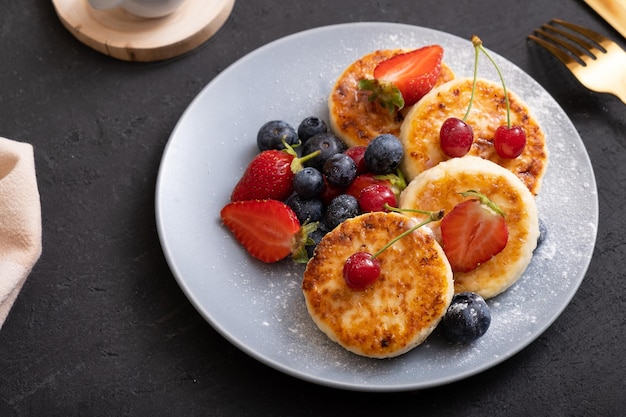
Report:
230,144,319,202
440,193,508,273
359,45,443,111
220,199,314,263
374,45,443,106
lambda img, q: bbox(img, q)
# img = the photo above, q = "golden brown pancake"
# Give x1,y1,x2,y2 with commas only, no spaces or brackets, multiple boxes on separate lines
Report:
400,77,548,195
399,156,539,299
328,49,455,148
302,211,453,358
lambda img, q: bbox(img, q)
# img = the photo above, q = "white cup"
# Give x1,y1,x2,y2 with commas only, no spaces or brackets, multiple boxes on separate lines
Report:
88,0,187,18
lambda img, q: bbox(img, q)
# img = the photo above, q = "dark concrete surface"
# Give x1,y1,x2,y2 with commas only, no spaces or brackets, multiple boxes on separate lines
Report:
0,0,624,415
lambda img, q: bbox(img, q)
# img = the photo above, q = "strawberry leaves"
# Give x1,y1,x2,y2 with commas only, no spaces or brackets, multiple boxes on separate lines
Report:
357,79,405,113
440,190,508,273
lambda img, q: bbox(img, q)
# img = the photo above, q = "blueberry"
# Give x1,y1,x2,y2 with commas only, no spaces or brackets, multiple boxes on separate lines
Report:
364,134,404,174
298,116,328,143
324,194,359,229
285,194,324,224
293,167,325,199
323,153,357,188
302,132,347,171
257,120,298,151
305,223,330,258
441,292,491,344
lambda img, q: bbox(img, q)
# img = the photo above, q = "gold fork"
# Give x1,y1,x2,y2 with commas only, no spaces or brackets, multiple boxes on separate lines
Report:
528,19,626,104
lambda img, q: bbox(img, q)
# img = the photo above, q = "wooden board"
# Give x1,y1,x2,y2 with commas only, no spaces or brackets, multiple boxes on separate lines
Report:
52,0,235,62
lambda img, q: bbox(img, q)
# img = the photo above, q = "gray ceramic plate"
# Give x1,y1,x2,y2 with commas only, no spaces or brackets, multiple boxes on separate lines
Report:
155,22,598,391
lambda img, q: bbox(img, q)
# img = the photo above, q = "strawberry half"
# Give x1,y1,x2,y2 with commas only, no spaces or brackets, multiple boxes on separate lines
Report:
358,45,443,111
440,191,508,273
220,199,315,263
231,144,319,202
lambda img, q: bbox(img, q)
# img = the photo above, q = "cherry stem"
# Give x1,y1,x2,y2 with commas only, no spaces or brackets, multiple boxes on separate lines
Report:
294,149,321,166
370,208,444,259
472,36,512,128
460,189,505,216
463,37,481,122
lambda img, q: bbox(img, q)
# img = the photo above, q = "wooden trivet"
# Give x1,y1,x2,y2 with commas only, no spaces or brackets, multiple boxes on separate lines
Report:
52,0,235,62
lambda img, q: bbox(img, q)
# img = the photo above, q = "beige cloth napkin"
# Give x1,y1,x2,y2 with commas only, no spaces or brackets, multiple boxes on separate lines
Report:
0,137,42,328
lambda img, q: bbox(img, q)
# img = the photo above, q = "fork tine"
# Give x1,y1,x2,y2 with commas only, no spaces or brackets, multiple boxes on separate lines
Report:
528,32,581,67
529,19,626,104
551,19,609,50
541,24,600,58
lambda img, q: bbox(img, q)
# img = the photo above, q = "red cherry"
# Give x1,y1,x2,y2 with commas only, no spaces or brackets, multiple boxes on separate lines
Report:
344,146,368,175
343,251,381,290
494,125,526,159
358,184,397,212
439,117,474,157
319,176,344,205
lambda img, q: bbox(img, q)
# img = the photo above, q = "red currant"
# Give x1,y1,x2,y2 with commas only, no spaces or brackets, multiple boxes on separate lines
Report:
358,184,397,212
343,251,381,290
493,125,526,159
439,117,474,157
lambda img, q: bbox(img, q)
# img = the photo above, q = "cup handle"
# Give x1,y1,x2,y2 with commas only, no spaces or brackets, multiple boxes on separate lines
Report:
87,0,124,10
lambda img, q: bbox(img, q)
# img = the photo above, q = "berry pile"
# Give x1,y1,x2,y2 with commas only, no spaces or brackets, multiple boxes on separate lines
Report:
221,117,408,263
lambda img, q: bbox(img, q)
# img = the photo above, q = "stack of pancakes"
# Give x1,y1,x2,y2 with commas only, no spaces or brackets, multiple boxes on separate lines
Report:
302,48,548,358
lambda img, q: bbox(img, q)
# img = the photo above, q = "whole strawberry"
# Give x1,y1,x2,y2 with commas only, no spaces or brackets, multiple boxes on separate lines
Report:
230,143,319,202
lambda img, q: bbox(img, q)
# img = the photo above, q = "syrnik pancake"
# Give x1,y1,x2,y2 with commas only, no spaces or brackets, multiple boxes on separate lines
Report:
328,49,455,148
302,211,453,359
399,77,548,195
399,156,540,299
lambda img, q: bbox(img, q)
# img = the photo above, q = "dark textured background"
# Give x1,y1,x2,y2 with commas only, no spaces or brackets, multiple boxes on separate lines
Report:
1,0,624,415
